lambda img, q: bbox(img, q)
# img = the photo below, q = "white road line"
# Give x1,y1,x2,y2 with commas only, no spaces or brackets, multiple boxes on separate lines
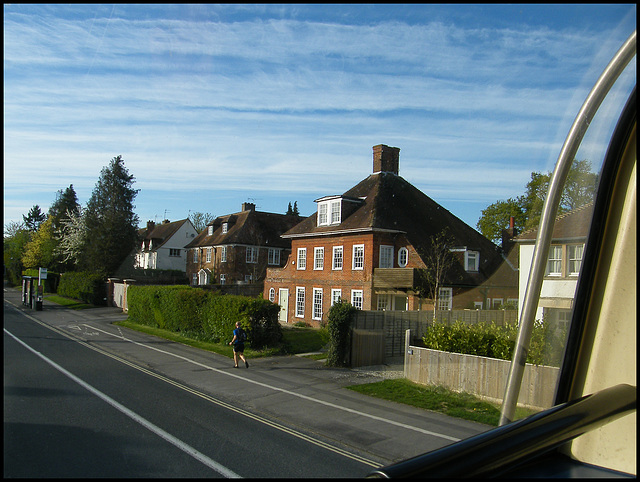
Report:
4,328,241,479
89,323,461,443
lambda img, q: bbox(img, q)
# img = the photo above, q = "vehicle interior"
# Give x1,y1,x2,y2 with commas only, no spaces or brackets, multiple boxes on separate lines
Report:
368,31,636,479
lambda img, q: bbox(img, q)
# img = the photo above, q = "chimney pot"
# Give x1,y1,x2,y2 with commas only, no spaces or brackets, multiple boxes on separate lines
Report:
242,202,256,212
373,144,400,175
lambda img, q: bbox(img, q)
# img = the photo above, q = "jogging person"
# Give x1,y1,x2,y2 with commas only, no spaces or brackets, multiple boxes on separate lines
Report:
229,321,249,368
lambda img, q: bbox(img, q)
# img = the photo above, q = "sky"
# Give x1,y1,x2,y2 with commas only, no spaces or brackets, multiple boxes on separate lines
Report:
4,4,636,234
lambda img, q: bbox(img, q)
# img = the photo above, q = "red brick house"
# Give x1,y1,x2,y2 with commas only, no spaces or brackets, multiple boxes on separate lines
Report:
264,145,518,327
185,203,301,287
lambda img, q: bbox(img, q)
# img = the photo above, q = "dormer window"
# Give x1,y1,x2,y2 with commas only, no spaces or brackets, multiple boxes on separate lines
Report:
465,250,479,272
222,222,228,234
316,196,342,227
208,225,214,236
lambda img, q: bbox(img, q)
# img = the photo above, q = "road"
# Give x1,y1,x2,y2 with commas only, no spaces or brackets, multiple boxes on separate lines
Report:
4,287,489,477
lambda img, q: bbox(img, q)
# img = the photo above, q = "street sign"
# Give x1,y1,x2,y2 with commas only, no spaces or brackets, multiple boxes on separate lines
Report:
39,268,48,280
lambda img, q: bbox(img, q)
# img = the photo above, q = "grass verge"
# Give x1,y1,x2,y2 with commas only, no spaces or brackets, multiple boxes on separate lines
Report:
44,294,95,310
346,378,538,426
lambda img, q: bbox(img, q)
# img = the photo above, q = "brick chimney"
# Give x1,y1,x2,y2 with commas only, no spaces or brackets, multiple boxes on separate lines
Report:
373,144,400,175
242,202,255,212
147,220,155,231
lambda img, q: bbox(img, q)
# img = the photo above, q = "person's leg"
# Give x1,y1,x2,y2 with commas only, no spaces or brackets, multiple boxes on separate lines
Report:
233,349,239,367
239,352,248,368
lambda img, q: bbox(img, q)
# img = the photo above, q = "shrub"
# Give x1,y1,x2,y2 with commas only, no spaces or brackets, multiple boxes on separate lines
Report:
422,319,565,366
325,300,356,367
57,271,106,305
127,286,282,348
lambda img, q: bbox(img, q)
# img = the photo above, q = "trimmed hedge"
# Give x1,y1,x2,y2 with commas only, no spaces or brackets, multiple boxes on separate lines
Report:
126,285,282,348
326,300,357,367
422,320,566,367
57,271,106,305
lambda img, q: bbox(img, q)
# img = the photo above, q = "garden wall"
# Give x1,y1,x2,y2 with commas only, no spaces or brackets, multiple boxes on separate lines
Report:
403,330,559,410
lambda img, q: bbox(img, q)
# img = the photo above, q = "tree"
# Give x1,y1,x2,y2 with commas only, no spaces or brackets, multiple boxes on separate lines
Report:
3,221,31,286
477,160,598,243
80,155,140,275
415,228,458,321
23,205,46,232
286,201,300,216
22,216,57,269
55,207,87,269
48,184,80,233
188,211,215,233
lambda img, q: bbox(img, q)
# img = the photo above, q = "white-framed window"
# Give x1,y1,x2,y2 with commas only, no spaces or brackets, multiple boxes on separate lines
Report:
351,290,363,310
220,274,226,285
318,203,328,225
330,201,341,224
191,273,198,286
352,244,364,270
332,246,343,270
296,287,305,318
208,225,214,236
568,244,583,276
314,247,324,270
377,294,392,311
297,248,306,270
169,248,181,257
474,301,484,310
546,245,562,276
379,245,394,268
398,247,408,268
438,287,452,311
221,246,227,262
331,289,342,306
313,288,323,320
492,298,504,309
206,247,212,263
465,250,479,272
268,248,280,265
222,222,228,234
246,246,258,264
269,288,275,302
193,249,199,263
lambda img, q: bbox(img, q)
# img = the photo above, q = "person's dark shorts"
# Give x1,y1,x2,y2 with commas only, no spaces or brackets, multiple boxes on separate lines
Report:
233,343,245,353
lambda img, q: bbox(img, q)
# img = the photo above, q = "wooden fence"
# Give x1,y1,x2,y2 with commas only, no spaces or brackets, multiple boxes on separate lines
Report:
351,309,519,362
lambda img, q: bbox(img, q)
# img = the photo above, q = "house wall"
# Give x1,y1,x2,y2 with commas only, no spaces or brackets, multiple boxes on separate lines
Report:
188,244,290,286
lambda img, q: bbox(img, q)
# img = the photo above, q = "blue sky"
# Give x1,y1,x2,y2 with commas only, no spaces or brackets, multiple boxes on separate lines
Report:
4,4,636,232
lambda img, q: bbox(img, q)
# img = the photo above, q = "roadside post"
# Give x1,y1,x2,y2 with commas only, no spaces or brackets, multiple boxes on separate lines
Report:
36,267,47,311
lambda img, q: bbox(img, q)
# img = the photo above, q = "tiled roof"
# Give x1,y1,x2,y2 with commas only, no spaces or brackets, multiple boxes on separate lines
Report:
138,219,190,249
284,171,506,284
516,202,594,242
185,209,301,249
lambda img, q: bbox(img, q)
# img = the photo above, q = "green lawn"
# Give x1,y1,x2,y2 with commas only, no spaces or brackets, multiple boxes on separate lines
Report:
347,378,538,426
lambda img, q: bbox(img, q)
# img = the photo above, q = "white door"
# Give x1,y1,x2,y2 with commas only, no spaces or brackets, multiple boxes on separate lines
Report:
278,289,289,323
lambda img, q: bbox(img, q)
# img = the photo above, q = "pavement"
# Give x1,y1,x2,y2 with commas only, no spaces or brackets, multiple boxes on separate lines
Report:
4,284,490,472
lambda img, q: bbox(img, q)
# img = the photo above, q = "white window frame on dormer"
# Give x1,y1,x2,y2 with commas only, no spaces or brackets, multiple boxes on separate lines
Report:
314,247,324,270
330,201,341,224
222,222,228,234
317,198,342,227
208,225,214,236
379,245,394,268
465,250,479,272
297,248,306,270
318,203,328,225
352,244,364,270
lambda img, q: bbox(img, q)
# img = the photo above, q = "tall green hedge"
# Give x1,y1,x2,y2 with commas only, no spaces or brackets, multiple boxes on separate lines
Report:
422,320,566,367
326,300,357,367
57,271,106,305
126,285,282,348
